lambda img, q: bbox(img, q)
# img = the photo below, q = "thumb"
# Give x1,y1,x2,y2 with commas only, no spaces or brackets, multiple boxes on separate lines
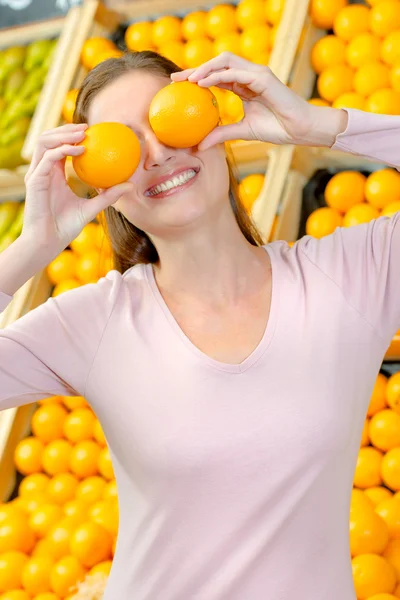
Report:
83,181,134,223
198,121,249,151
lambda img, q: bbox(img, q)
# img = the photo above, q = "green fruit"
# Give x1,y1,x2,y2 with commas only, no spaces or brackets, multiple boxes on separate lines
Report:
0,231,17,253
24,39,53,71
0,117,30,146
42,40,58,72
4,67,26,103
7,201,24,237
18,66,46,101
0,47,27,83
0,202,19,238
0,137,25,169
0,97,6,118
0,90,40,129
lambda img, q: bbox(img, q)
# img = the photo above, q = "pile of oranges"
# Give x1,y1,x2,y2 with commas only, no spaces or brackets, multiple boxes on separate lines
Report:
309,0,400,115
351,369,400,599
0,394,117,599
46,221,113,298
305,167,400,238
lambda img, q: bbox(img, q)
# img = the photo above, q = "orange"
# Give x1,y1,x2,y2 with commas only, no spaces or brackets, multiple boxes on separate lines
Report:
366,88,400,114
270,23,280,47
102,480,118,502
354,447,384,488
89,560,112,577
361,419,370,447
223,91,244,123
369,409,400,451
42,440,73,477
352,489,374,511
69,441,101,479
183,38,214,68
63,499,88,523
158,41,186,68
0,552,29,593
50,555,86,598
367,0,397,4
239,25,271,59
0,592,31,600
18,473,50,498
350,504,389,556
91,48,123,69
75,250,102,284
69,522,112,568
31,593,60,600
182,11,207,41
99,254,114,277
75,476,107,506
70,223,99,256
384,539,400,580
390,64,400,92
370,1,400,37
265,0,284,25
47,251,78,286
317,64,354,103
62,396,88,411
37,396,63,407
354,62,391,97
238,174,264,212
382,448,400,491
51,280,81,297
387,374,400,411
325,171,366,213
311,35,347,74
63,408,95,444
80,37,115,71
31,539,55,560
236,0,266,30
0,514,35,554
308,98,330,107
366,169,400,208
381,31,400,65
21,556,54,595
112,537,116,557
305,207,343,238
352,554,396,598
98,447,114,481
18,492,50,515
343,203,380,227
365,487,393,506
125,22,153,52
31,404,68,444
72,122,141,189
62,89,79,124
382,201,400,217
149,81,219,148
46,473,79,505
88,500,118,536
14,437,44,476
376,497,400,537
346,34,381,69
95,225,112,256
45,519,77,561
29,504,63,538
333,92,366,110
151,16,182,47
334,5,371,41
369,374,389,416
396,584,400,598
213,32,241,56
310,0,348,29
206,4,237,39
93,419,107,446
366,594,400,600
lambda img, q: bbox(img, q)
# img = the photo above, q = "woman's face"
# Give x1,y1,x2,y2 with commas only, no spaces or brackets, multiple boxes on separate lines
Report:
87,70,230,239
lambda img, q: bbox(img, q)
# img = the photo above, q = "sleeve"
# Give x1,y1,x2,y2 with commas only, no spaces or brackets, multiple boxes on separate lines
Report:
331,108,400,170
299,213,400,341
0,270,123,411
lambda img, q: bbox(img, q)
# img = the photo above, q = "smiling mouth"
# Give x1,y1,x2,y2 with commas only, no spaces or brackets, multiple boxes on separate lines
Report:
145,168,200,197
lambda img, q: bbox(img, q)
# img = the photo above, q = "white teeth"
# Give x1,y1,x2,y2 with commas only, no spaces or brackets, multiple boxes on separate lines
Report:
148,169,197,196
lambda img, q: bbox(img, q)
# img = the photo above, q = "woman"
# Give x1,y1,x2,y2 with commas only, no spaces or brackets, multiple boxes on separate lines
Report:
0,51,399,600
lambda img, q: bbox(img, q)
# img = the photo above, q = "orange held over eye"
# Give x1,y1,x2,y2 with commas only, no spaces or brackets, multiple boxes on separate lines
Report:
72,123,141,189
149,82,220,148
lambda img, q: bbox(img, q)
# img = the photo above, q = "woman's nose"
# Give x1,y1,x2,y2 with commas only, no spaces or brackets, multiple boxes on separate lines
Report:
143,130,177,169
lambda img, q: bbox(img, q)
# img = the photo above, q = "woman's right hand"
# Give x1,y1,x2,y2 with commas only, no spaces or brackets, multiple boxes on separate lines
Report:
22,123,134,257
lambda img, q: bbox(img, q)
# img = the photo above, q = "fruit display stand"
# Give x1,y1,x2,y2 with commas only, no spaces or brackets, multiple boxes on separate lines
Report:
264,143,400,362
0,270,52,502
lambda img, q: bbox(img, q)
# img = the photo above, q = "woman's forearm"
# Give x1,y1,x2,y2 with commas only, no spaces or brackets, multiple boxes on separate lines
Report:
303,106,349,148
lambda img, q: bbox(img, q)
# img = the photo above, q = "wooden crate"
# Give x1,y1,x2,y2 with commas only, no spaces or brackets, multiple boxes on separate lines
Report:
0,270,52,501
264,144,400,361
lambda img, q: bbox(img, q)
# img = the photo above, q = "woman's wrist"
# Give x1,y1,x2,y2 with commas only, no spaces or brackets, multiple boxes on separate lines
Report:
303,106,349,148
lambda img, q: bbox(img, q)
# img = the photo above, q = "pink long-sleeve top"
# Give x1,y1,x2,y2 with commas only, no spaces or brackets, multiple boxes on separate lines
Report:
1,109,400,600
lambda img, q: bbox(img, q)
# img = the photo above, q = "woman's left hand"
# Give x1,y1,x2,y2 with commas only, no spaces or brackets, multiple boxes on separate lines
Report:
171,53,348,151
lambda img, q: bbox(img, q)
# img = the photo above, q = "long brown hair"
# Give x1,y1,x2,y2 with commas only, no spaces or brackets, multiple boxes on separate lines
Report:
73,50,264,274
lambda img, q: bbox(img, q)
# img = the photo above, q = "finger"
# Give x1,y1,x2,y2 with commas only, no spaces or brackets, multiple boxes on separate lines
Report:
41,123,88,136
28,128,87,174
82,182,135,223
197,68,268,96
187,53,260,83
171,68,196,81
198,121,251,151
30,144,85,181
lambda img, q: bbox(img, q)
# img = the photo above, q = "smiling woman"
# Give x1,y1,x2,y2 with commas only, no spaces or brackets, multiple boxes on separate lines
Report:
73,50,263,273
